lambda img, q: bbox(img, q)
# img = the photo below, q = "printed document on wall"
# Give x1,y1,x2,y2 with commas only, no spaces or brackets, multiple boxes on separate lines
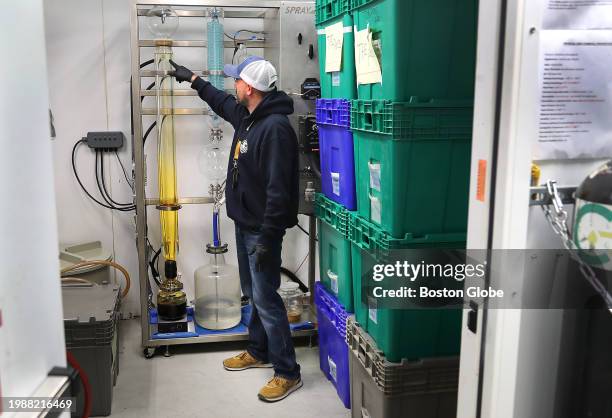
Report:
325,21,344,73
543,0,612,30
354,27,382,85
536,30,612,159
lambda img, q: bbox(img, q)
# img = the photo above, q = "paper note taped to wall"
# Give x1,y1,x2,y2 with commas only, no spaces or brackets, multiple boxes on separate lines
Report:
543,0,612,30
354,26,382,85
536,30,612,159
325,21,344,73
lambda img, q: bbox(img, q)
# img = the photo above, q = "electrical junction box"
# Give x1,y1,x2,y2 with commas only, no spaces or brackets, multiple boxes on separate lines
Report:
86,131,125,150
298,114,318,154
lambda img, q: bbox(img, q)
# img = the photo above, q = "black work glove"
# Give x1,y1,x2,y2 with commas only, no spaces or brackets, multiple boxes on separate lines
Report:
249,244,269,273
169,60,194,83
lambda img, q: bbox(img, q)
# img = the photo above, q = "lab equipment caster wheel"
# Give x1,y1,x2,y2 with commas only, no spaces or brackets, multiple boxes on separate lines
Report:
143,347,156,359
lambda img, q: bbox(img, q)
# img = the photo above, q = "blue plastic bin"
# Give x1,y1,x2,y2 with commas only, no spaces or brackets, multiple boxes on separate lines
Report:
315,282,350,408
316,99,357,210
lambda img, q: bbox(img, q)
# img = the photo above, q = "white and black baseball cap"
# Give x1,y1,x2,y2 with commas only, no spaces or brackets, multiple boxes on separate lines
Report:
223,55,278,92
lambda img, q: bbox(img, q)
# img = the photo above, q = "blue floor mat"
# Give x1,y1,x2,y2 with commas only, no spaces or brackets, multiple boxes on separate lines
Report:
150,304,314,340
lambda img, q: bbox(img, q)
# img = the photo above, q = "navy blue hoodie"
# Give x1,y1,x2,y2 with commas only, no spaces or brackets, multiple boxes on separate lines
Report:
191,77,299,245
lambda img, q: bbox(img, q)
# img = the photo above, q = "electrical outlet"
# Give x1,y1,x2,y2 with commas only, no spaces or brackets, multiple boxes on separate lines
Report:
86,131,125,150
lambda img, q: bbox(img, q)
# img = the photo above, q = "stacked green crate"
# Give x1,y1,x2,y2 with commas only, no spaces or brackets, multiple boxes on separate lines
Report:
349,211,466,362
351,0,477,101
351,99,473,237
314,193,355,311
316,0,356,98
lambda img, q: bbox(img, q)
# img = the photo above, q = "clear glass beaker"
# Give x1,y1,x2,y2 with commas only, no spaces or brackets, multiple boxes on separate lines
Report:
194,247,241,329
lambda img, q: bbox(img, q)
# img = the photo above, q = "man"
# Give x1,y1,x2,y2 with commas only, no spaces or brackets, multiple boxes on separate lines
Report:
169,56,302,402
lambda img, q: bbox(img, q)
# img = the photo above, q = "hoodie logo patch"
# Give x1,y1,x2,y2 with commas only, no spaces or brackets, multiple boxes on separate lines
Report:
240,140,248,154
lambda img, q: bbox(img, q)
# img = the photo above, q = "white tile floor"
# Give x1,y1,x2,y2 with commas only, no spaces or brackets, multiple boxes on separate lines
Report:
110,318,351,418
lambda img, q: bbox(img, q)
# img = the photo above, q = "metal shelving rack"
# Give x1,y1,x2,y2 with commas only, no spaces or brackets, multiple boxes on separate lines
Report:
130,0,317,354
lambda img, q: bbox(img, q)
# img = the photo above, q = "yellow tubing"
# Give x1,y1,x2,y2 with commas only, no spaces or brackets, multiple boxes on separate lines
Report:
60,260,131,298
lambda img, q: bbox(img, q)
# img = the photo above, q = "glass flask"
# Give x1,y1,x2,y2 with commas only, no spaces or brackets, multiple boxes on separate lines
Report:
194,245,241,329
198,141,229,183
157,260,187,320
278,281,303,323
146,6,179,39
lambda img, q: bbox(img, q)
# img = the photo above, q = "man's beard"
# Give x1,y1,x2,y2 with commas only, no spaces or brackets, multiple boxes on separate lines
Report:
236,95,248,107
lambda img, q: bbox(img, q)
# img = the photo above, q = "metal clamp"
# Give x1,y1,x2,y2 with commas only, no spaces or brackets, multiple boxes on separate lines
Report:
529,184,576,206
155,203,182,211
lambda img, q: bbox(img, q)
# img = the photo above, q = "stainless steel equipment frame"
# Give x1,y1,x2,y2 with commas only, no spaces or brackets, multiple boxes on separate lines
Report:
130,0,317,352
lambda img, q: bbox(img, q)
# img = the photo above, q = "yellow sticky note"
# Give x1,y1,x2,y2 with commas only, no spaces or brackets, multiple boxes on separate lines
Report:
354,26,382,85
325,21,344,73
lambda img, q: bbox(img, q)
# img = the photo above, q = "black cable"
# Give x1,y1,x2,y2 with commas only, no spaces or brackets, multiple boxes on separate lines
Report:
232,44,240,64
115,151,134,191
145,238,162,288
100,152,131,206
141,81,155,103
99,151,134,208
143,121,156,145
95,151,132,210
224,30,265,42
72,139,127,210
296,223,318,241
149,252,162,287
280,267,308,293
94,150,114,207
143,115,168,146
150,246,162,285
140,59,154,69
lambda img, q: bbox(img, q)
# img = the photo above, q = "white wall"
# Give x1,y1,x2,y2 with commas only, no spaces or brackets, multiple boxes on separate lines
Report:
0,0,67,401
45,0,315,318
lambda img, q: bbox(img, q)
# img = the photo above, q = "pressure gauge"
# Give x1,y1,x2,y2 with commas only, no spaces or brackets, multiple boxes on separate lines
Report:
573,160,612,271
574,199,612,270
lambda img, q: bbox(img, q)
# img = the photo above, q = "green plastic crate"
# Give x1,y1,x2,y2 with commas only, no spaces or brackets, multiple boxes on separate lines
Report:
349,215,465,361
349,210,466,253
351,240,369,327
352,100,473,238
316,0,351,25
314,193,350,235
318,218,354,311
317,13,356,98
351,98,474,138
351,0,477,101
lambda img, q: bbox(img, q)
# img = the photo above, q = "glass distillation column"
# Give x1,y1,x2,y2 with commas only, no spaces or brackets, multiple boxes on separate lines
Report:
146,7,187,320
193,8,241,330
197,8,228,184
207,8,224,135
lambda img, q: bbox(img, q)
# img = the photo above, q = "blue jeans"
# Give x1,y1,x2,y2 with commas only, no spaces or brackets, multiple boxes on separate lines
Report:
235,224,301,380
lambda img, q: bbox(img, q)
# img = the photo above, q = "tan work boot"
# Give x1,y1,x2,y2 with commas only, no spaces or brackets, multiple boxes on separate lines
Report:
223,351,272,371
258,376,303,402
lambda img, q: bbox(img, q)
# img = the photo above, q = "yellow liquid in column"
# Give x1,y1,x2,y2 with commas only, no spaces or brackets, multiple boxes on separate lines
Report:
154,43,186,320
156,46,178,262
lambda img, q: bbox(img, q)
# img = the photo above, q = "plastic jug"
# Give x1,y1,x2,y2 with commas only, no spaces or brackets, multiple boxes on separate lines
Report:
194,245,241,329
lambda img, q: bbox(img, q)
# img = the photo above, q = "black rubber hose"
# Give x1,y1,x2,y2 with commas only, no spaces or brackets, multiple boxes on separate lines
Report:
280,267,308,293
140,59,154,69
149,247,162,287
